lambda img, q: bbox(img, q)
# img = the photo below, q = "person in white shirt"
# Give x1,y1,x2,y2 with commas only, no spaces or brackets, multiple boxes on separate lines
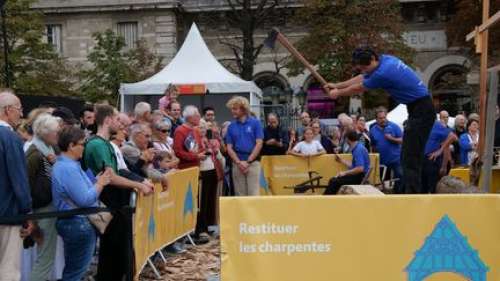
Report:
288,127,326,157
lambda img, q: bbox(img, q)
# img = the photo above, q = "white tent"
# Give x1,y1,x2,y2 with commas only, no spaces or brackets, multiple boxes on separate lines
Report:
119,23,262,117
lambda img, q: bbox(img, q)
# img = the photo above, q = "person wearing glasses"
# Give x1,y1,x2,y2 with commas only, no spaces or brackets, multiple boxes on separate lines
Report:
324,46,435,194
121,123,169,190
152,120,175,156
52,126,112,281
0,89,33,281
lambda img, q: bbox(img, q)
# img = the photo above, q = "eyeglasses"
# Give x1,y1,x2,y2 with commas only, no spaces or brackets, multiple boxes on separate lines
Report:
8,105,23,112
160,129,170,133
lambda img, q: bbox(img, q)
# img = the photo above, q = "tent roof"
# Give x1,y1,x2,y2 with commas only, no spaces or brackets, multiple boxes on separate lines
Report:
120,23,262,96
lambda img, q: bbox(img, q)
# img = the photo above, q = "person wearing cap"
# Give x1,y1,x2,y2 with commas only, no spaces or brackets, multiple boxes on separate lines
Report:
324,47,435,194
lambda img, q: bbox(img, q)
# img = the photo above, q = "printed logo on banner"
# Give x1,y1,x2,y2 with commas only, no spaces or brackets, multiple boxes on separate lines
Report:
148,196,156,240
183,182,194,220
259,168,270,194
406,215,489,281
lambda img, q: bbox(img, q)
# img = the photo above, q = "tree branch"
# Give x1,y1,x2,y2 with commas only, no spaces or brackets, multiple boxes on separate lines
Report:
252,43,264,60
255,1,280,27
226,0,242,19
218,37,243,52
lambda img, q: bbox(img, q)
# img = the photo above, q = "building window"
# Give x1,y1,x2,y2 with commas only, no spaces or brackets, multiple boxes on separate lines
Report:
46,25,62,54
117,22,138,49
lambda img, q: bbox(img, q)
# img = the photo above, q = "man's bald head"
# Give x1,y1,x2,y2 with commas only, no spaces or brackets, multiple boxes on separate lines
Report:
118,112,132,127
439,110,449,126
0,89,19,110
0,89,23,126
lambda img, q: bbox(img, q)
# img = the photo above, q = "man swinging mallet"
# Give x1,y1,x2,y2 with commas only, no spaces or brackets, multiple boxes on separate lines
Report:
324,47,435,194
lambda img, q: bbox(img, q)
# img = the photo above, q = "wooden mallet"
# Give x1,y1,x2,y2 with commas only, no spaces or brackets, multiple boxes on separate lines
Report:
264,27,329,88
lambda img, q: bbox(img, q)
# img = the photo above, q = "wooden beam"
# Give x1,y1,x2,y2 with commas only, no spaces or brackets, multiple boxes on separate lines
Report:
489,64,500,73
466,10,500,41
477,0,490,156
481,70,499,193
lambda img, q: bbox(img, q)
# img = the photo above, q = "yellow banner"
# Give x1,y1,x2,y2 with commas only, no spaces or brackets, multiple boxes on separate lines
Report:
449,168,500,193
221,195,500,281
133,167,200,279
260,154,380,195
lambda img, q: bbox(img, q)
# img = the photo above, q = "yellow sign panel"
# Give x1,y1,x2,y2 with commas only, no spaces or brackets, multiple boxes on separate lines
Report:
449,167,500,193
220,195,500,281
133,167,199,279
260,154,380,195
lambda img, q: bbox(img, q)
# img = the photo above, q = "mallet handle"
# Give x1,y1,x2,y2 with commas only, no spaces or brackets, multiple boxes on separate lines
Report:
276,33,328,87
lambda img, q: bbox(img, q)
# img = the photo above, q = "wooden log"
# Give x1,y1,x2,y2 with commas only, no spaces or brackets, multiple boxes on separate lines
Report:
337,185,385,195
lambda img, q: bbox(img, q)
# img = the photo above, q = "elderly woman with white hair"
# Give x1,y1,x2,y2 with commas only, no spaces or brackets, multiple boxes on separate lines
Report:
197,119,224,239
152,119,175,156
25,113,61,281
173,105,206,170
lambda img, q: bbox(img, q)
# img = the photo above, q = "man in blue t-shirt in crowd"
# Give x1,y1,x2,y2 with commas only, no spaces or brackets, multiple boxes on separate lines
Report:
324,130,370,195
369,106,404,193
226,96,264,196
325,47,435,194
422,121,457,193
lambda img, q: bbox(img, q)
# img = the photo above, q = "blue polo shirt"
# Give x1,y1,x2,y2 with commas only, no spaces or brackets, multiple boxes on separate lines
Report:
363,55,429,104
424,121,451,156
369,121,402,165
226,116,264,161
351,142,370,175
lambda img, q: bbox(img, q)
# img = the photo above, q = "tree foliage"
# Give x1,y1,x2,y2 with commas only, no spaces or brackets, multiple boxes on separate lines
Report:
0,0,76,96
79,30,162,104
213,0,284,80
288,0,414,108
290,0,413,81
446,0,500,63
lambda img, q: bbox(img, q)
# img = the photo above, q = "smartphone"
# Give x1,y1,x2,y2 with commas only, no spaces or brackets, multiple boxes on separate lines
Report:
147,141,154,149
206,129,213,140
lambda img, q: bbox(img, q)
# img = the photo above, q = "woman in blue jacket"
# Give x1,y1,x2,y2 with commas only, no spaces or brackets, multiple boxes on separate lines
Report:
459,119,479,166
52,127,111,281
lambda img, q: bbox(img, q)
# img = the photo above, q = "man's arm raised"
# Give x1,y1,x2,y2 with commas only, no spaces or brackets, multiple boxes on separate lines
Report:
327,82,366,99
325,74,364,90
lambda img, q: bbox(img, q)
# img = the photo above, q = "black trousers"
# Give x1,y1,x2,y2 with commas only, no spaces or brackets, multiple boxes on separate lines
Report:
196,169,219,234
422,157,442,194
96,188,134,281
402,97,436,194
96,211,134,281
323,173,364,195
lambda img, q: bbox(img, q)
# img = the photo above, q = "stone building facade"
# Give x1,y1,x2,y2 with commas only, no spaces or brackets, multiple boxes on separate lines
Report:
33,0,474,115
